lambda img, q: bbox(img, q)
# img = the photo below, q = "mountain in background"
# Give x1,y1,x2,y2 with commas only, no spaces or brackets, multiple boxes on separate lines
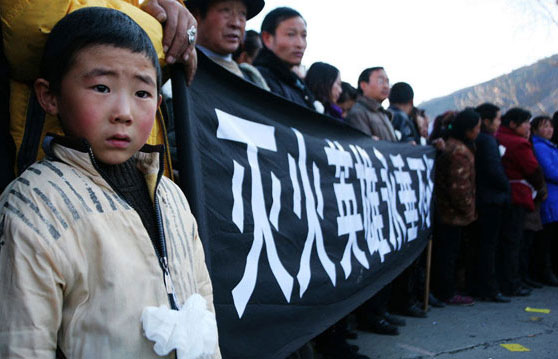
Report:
419,54,558,119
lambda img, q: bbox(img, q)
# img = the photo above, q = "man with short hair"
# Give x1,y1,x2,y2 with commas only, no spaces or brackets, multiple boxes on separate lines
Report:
388,82,419,144
186,0,268,89
254,7,317,109
347,67,396,141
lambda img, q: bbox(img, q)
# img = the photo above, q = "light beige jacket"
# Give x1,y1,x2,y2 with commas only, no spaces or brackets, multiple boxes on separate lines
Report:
0,137,220,359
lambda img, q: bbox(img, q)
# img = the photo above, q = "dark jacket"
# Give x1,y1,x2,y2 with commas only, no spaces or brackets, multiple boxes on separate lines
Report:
388,105,419,143
254,47,315,109
496,126,544,211
435,137,477,226
475,131,510,206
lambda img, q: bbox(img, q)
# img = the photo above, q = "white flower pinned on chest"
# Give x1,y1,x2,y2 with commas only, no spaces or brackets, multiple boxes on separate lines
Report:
141,293,218,358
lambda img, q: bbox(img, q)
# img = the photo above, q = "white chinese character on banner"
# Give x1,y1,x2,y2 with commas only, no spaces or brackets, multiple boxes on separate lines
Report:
350,145,392,262
391,154,418,242
325,140,368,279
407,155,434,228
373,148,406,251
292,129,336,297
216,109,293,318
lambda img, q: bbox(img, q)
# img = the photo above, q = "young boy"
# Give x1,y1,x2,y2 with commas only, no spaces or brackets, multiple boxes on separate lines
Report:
0,7,219,358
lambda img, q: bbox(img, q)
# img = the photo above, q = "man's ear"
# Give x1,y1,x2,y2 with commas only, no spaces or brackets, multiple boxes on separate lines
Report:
261,31,273,49
34,79,59,116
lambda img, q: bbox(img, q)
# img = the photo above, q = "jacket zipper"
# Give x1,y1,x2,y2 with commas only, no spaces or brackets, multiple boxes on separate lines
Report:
87,147,179,310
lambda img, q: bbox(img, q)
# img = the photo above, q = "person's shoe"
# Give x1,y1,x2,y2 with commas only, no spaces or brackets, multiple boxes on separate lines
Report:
478,293,511,303
542,272,558,287
503,287,531,297
400,303,428,318
360,318,400,335
445,294,475,306
429,293,446,308
383,312,406,326
523,277,543,289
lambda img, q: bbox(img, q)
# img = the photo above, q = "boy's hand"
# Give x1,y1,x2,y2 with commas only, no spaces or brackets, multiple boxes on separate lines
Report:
141,0,198,84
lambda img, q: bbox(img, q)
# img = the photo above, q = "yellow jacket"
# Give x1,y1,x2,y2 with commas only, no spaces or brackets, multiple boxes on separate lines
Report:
1,0,172,175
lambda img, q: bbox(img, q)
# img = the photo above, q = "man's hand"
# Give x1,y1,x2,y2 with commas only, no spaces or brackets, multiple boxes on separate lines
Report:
141,0,198,84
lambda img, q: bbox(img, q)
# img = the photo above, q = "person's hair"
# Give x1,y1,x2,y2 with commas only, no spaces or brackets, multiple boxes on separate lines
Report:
261,7,304,35
356,67,384,94
429,110,456,142
410,106,426,132
552,111,558,144
233,30,262,61
338,82,358,104
448,107,480,144
530,115,552,136
388,82,413,104
304,62,339,105
501,107,531,127
40,7,162,95
475,103,500,121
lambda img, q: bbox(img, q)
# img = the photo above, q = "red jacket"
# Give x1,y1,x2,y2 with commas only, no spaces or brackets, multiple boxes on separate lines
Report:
496,126,543,211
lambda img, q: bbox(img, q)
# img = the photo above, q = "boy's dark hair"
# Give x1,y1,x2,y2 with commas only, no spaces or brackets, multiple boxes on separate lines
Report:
388,82,413,104
338,82,358,104
501,107,531,127
475,103,500,121
40,7,162,94
356,67,384,94
233,30,262,61
261,7,304,35
449,107,480,144
305,62,339,105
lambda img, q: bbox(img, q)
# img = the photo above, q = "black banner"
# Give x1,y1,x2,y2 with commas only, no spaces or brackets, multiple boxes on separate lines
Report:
172,53,435,359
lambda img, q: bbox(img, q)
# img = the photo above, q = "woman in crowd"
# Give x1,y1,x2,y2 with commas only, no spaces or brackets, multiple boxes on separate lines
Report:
433,108,480,305
410,107,429,145
471,103,511,302
531,115,558,286
305,62,344,120
337,82,358,118
496,108,546,297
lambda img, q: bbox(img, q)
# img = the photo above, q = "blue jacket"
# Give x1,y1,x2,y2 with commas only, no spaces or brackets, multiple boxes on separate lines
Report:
533,135,558,224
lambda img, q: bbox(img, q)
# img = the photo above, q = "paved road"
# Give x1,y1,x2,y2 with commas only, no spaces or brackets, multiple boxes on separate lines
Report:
352,286,558,359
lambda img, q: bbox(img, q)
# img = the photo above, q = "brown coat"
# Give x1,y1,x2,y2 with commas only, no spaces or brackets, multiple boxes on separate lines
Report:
435,138,477,226
346,96,397,142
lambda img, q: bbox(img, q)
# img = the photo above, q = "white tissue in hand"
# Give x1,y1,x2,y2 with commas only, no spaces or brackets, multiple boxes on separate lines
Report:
142,293,218,359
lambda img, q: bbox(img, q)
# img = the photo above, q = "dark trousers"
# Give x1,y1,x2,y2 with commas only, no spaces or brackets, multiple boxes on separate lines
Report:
357,284,392,323
433,221,463,301
519,229,536,281
497,205,526,294
473,204,504,297
537,222,558,278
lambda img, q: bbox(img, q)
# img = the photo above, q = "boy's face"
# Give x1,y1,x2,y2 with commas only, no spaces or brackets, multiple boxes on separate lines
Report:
39,45,161,165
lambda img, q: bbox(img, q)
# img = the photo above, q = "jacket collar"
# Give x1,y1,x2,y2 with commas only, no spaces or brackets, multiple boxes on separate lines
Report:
357,95,384,113
42,133,165,183
254,47,303,88
532,135,558,148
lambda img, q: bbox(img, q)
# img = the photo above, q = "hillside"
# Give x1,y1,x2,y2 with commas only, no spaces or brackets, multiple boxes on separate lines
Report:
420,54,558,119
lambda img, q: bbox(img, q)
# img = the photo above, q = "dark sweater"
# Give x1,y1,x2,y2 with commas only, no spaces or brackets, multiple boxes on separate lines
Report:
97,158,159,246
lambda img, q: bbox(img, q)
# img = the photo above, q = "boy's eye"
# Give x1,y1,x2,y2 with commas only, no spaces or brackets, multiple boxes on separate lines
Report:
93,85,110,93
136,90,152,98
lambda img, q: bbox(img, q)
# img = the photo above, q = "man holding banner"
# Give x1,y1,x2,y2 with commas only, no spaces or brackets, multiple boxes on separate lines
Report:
171,48,435,358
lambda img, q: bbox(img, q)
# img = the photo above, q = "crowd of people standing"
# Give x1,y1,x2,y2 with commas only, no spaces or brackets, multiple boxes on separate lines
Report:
1,0,557,358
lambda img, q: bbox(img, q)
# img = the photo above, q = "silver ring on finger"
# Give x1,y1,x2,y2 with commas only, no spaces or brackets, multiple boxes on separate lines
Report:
187,25,197,45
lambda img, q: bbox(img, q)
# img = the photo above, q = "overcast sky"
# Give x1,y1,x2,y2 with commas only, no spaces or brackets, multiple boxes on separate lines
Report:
247,0,558,104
